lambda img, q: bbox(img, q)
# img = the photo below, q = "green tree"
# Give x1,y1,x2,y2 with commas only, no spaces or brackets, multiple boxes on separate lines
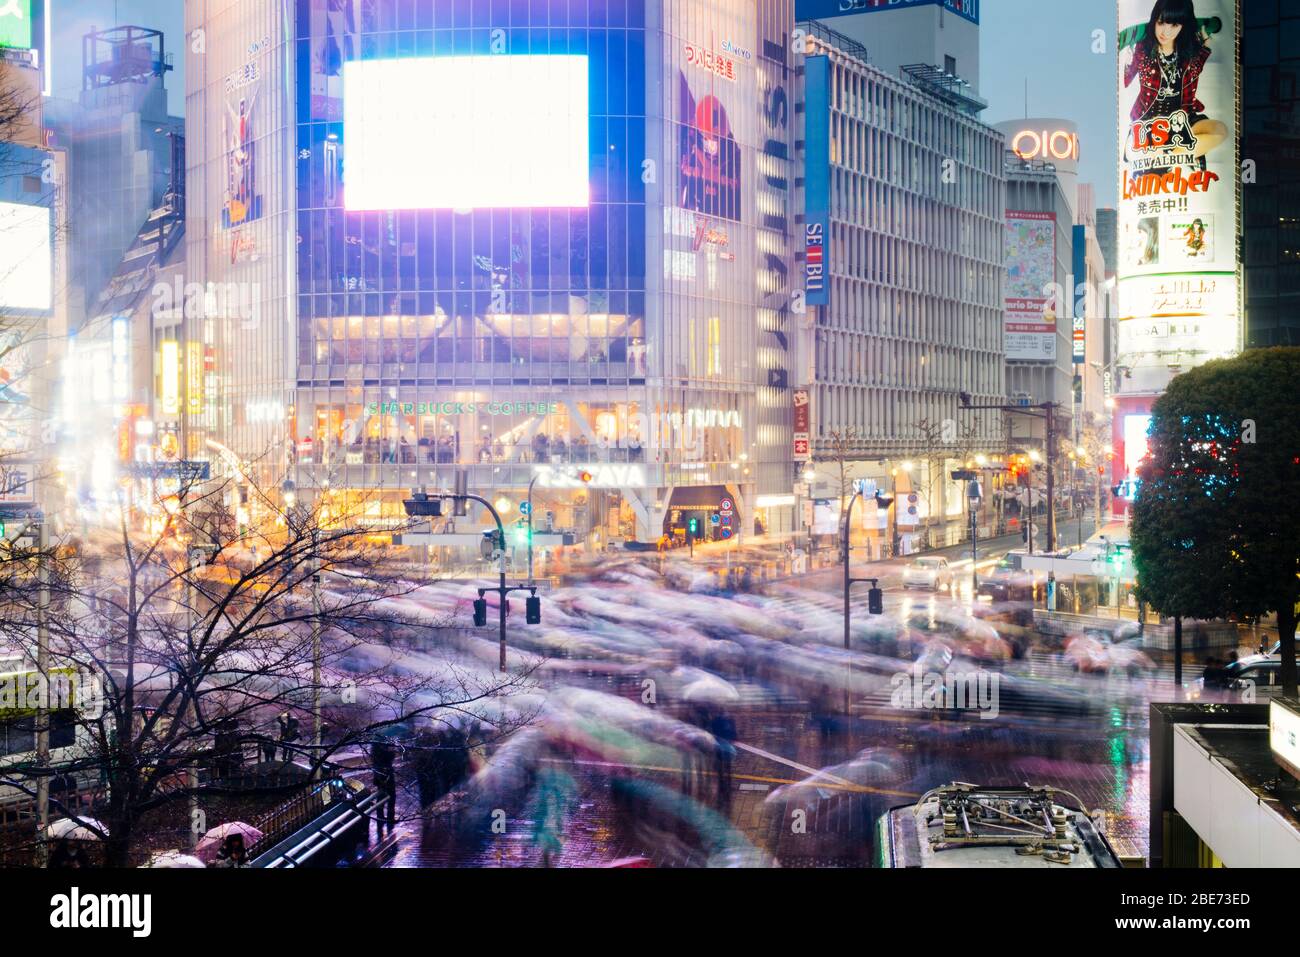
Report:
1131,348,1300,696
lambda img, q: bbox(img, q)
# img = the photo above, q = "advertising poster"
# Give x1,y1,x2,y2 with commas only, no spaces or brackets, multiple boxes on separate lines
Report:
1003,211,1057,361
222,80,263,228
1117,0,1239,367
0,0,31,50
678,69,742,222
309,0,361,122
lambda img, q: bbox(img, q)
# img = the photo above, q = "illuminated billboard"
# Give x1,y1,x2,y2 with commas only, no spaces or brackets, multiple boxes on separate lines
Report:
1117,0,1239,375
0,0,31,50
343,55,590,210
1004,211,1057,361
0,201,51,311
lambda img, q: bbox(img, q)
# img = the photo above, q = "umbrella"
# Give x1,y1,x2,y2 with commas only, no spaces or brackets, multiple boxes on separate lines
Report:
143,850,206,869
46,817,108,841
681,674,741,704
195,821,264,862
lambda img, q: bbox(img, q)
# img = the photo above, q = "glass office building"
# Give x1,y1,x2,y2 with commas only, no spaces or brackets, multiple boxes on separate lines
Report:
186,0,799,543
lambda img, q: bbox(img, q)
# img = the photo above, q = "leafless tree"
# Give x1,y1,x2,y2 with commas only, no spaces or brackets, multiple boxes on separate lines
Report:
0,471,540,867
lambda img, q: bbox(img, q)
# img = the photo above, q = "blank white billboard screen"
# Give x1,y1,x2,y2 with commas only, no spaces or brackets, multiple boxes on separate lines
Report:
344,55,589,210
0,202,52,311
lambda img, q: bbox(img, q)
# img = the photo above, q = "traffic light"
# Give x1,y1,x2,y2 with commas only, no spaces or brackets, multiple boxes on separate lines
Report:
526,595,542,625
472,598,488,627
687,517,700,536
868,587,884,616
513,519,530,547
403,491,442,517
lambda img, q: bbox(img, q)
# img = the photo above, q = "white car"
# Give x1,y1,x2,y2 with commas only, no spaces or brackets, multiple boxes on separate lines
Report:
902,557,953,591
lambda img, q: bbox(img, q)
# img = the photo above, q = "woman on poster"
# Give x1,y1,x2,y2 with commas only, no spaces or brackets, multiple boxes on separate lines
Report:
1122,0,1228,159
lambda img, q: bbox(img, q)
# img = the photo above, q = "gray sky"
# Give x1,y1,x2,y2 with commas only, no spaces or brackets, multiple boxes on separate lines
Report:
48,0,1120,206
981,0,1119,208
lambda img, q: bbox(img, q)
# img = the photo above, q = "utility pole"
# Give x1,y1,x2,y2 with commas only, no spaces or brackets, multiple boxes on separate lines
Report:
34,517,50,867
310,528,322,780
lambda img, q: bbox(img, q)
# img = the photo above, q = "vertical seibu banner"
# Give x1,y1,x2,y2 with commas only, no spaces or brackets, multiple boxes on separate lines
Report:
804,54,830,307
1116,0,1240,375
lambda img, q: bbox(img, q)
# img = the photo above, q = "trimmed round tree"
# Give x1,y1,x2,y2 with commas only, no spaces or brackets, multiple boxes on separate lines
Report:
1131,348,1300,696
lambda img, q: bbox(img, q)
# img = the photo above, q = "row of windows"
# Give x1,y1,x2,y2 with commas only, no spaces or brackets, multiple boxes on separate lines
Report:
813,384,1001,447
829,116,1003,221
294,0,646,36
826,56,1002,173
296,206,648,298
815,330,1001,395
821,278,1002,354
828,224,1002,308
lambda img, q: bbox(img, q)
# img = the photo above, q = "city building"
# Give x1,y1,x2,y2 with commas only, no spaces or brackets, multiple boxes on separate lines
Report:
795,0,983,98
0,17,70,520
1240,0,1300,348
793,17,1005,554
184,0,799,550
1000,134,1074,444
44,25,182,334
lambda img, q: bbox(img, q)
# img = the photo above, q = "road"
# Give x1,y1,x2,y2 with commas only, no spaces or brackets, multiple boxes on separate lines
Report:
378,529,1175,868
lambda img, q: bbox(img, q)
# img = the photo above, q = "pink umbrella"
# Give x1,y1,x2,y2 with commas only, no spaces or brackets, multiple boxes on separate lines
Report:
195,822,264,862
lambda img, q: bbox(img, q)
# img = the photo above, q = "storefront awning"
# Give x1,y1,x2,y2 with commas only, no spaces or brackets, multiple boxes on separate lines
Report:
668,485,733,510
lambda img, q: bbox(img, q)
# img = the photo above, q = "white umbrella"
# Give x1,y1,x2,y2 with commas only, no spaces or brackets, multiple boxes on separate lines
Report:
681,674,741,704
143,850,206,869
46,817,108,841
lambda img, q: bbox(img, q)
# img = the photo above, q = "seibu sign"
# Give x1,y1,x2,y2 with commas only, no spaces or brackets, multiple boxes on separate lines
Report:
1010,128,1079,163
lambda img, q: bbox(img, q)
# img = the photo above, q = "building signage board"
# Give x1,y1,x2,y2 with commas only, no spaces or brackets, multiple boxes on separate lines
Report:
792,388,811,461
0,0,32,50
795,0,978,25
534,464,646,490
1004,211,1057,361
804,55,831,306
1271,699,1300,783
1116,0,1240,373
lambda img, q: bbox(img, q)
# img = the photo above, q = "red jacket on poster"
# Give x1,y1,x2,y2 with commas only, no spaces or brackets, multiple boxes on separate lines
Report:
1124,43,1211,122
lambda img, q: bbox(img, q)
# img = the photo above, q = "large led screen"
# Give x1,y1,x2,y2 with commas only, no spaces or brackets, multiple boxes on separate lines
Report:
0,201,52,311
343,55,589,210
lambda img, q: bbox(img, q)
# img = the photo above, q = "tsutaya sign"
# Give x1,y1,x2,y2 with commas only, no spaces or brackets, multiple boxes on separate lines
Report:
534,463,647,489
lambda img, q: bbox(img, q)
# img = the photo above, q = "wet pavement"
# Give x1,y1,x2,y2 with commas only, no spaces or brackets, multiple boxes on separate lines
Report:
384,567,1167,868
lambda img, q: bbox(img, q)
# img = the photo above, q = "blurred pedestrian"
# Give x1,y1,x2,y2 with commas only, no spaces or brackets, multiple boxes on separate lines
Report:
371,740,397,834
277,712,300,763
709,708,737,812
